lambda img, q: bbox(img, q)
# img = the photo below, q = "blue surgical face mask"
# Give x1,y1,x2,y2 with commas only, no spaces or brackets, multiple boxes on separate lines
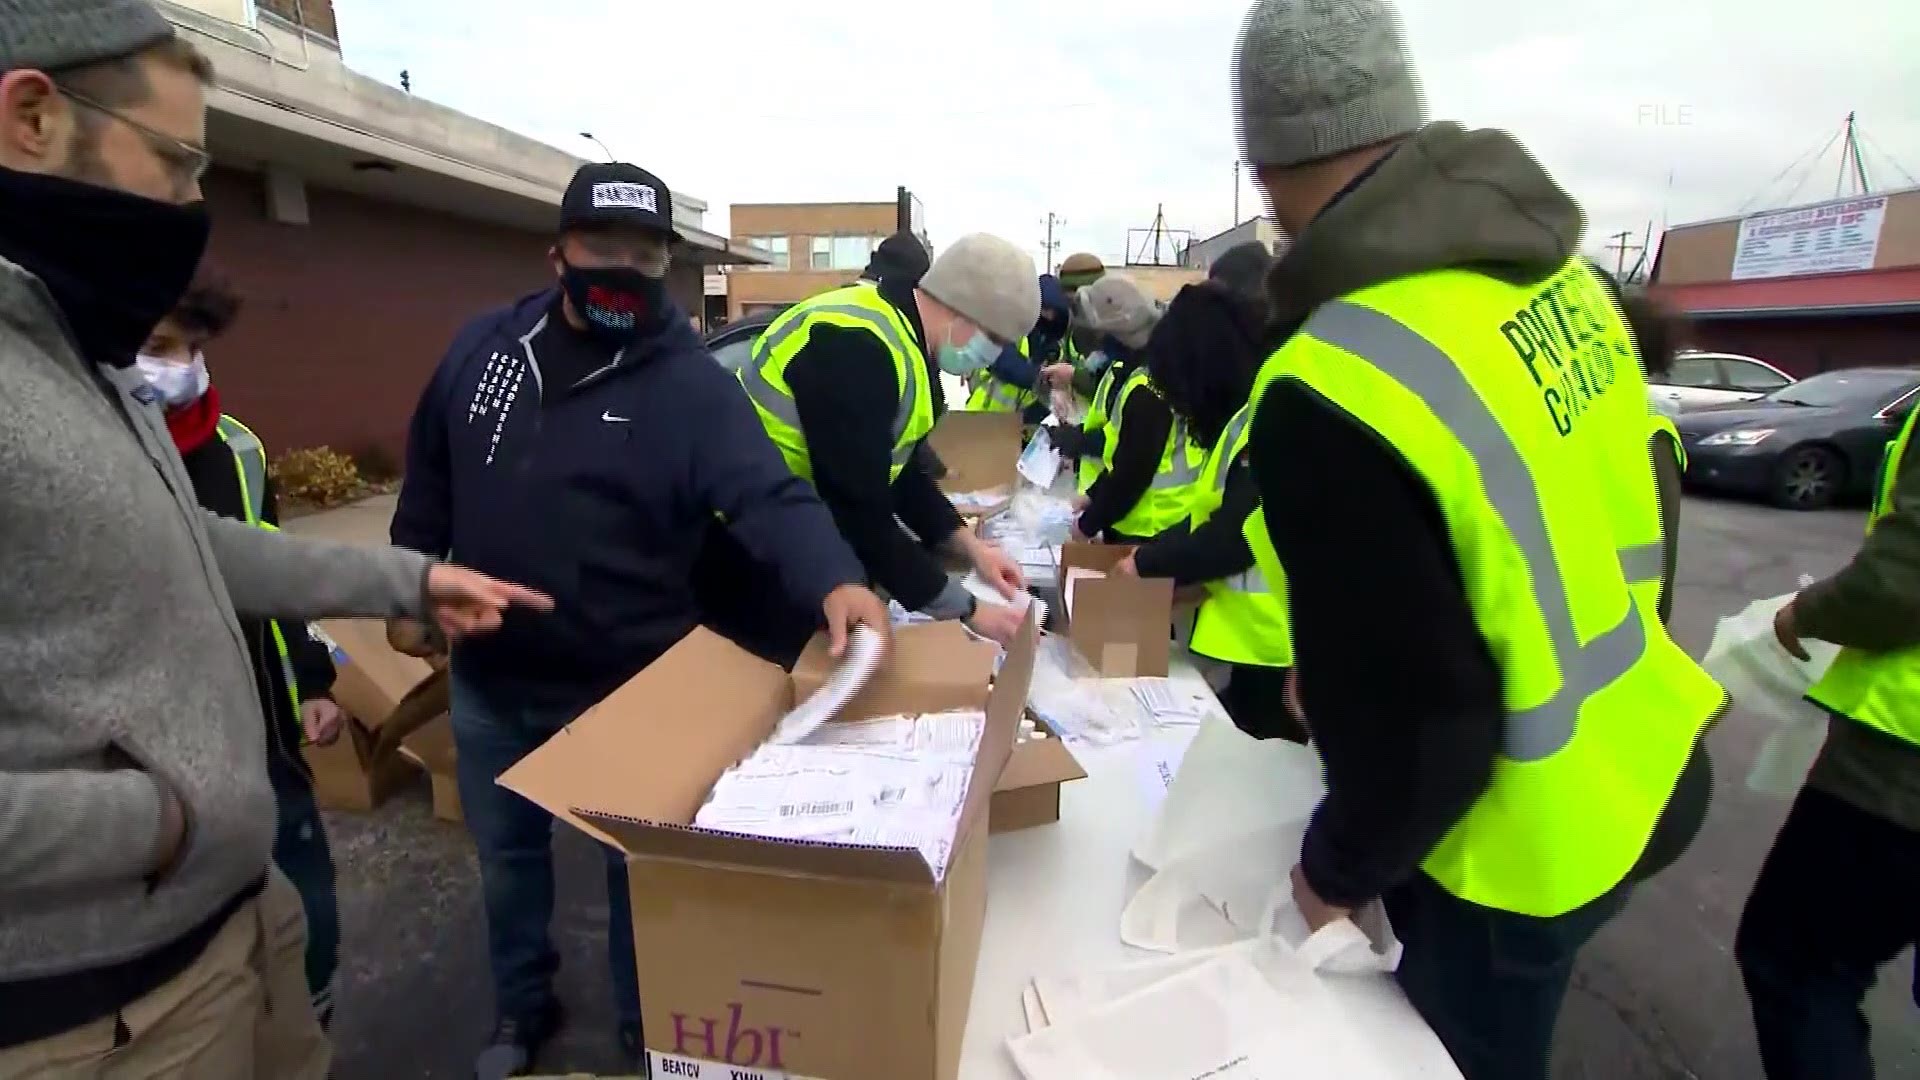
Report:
937,327,999,376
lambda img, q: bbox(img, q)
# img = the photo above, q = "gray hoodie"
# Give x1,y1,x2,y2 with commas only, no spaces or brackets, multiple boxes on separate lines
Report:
0,255,431,981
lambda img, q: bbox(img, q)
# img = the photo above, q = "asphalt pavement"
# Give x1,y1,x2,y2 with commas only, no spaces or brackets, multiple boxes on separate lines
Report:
306,495,1918,1079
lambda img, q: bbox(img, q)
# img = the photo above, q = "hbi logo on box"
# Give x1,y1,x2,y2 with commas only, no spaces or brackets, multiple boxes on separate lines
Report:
1637,103,1694,127
667,1001,799,1074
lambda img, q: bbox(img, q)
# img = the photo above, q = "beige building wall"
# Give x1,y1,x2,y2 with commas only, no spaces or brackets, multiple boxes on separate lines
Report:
727,202,899,320
1656,187,1920,285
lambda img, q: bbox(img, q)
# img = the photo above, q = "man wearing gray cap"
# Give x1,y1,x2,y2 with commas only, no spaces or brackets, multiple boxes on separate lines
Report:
739,233,1040,653
1229,1,1720,1078
0,2,547,1074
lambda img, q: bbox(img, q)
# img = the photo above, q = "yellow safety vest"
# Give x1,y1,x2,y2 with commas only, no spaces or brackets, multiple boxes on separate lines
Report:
1077,362,1122,494
215,416,303,723
1103,368,1206,537
1247,257,1724,918
739,284,936,484
1183,405,1293,668
964,337,1039,413
1806,404,1920,748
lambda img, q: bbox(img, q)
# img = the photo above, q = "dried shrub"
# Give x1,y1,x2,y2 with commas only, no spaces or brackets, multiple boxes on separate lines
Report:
349,443,402,484
271,446,363,508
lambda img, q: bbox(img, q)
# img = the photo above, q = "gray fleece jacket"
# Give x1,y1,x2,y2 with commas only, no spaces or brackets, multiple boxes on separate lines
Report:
0,256,431,981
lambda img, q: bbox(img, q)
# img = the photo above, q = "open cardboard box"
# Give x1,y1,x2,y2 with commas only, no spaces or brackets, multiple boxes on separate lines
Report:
306,620,446,812
1058,542,1175,678
928,410,1023,507
501,613,1040,1080
991,711,1086,833
399,714,462,824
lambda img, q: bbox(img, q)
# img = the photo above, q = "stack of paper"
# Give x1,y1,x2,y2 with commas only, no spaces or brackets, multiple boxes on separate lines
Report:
767,625,886,745
949,486,1014,515
694,711,986,879
1128,677,1210,726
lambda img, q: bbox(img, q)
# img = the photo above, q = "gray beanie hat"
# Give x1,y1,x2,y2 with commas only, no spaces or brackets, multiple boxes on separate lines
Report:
1233,0,1426,169
1074,274,1160,350
919,233,1042,344
0,0,176,72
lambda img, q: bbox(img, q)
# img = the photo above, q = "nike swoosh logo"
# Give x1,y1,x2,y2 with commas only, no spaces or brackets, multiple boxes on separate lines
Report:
602,411,630,423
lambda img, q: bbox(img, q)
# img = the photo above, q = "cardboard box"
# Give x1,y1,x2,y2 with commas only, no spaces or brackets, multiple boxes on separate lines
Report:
305,621,445,812
928,410,1022,499
990,712,1086,833
399,714,462,824
500,615,1040,1080
1057,542,1175,677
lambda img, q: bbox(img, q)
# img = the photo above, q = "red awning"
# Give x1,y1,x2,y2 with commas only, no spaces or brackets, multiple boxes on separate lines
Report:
1649,267,1920,318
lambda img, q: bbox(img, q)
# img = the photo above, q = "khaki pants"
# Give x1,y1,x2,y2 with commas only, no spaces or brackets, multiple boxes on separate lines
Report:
0,870,330,1079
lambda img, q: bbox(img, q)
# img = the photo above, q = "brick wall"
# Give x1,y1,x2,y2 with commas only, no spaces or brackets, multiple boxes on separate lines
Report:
201,166,548,460
727,202,897,320
256,0,339,41
1685,313,1920,377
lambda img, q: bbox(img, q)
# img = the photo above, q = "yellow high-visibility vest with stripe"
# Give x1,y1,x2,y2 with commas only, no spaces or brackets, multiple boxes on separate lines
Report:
738,284,936,484
215,415,302,723
1806,403,1920,749
1077,362,1122,493
964,337,1039,413
1103,367,1206,537
1246,257,1724,918
1185,404,1292,668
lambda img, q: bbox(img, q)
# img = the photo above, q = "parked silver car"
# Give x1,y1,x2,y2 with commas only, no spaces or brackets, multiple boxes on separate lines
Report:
1648,350,1795,412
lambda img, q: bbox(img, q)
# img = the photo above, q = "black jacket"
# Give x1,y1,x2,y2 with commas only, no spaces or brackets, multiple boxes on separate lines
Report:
392,290,864,711
783,278,966,611
179,427,335,784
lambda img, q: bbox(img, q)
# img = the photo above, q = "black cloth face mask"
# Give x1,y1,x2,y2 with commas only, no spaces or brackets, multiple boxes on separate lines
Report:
558,259,668,346
0,165,210,369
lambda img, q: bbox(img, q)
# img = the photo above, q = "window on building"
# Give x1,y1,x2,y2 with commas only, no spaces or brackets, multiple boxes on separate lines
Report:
831,235,874,271
745,236,789,270
810,236,832,270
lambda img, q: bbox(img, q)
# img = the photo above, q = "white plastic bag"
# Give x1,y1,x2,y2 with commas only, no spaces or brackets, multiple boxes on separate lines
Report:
1703,587,1841,796
1016,426,1062,489
1132,713,1324,872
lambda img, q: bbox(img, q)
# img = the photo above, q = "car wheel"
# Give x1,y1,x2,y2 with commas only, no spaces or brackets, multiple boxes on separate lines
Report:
1771,447,1844,511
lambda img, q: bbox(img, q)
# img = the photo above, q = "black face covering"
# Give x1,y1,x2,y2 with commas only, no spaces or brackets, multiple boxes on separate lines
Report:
558,259,668,346
0,166,210,369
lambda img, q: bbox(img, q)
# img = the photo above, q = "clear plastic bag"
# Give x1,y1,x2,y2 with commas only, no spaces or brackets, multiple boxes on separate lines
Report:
1703,585,1841,797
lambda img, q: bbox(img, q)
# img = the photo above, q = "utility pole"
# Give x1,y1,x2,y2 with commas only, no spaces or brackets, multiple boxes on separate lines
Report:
1041,212,1066,273
1605,229,1643,281
1233,161,1241,224
1837,110,1871,197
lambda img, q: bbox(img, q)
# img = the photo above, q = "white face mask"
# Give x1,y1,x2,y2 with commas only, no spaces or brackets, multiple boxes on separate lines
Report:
135,352,211,408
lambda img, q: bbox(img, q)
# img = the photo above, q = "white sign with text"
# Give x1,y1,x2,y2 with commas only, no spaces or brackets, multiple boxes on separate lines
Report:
1731,194,1888,280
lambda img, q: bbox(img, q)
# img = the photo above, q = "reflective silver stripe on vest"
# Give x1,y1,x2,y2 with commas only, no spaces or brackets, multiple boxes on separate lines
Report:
1213,410,1253,495
1301,301,1650,762
1226,565,1267,593
741,303,922,452
1618,542,1664,586
216,417,268,525
1149,422,1204,489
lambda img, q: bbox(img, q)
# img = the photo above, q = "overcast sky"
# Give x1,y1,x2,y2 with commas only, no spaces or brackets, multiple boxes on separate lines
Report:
333,0,1919,276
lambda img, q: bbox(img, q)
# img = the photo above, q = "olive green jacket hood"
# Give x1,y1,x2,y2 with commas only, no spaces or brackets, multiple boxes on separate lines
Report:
1266,122,1586,328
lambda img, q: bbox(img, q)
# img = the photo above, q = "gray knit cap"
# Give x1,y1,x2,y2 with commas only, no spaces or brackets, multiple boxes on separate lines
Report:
0,0,175,72
1074,275,1160,351
1233,0,1426,168
918,233,1042,344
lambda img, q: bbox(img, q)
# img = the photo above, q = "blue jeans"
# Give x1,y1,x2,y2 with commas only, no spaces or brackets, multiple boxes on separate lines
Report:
267,756,339,1029
450,673,640,1028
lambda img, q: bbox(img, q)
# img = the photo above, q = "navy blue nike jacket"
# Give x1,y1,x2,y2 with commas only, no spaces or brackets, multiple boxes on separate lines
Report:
391,288,864,708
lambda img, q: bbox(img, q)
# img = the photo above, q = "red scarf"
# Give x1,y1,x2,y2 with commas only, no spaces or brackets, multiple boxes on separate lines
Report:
165,386,223,454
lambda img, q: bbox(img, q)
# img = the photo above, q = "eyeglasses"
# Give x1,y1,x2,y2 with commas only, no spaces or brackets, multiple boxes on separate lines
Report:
58,86,211,193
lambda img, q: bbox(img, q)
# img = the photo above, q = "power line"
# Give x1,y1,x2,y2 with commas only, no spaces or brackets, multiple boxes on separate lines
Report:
1856,128,1919,188
1736,128,1839,214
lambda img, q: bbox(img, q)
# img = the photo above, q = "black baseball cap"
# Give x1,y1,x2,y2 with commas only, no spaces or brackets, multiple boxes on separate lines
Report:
559,162,683,242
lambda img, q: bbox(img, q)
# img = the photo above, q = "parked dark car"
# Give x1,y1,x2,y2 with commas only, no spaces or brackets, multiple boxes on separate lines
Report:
1676,367,1920,510
702,308,780,374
